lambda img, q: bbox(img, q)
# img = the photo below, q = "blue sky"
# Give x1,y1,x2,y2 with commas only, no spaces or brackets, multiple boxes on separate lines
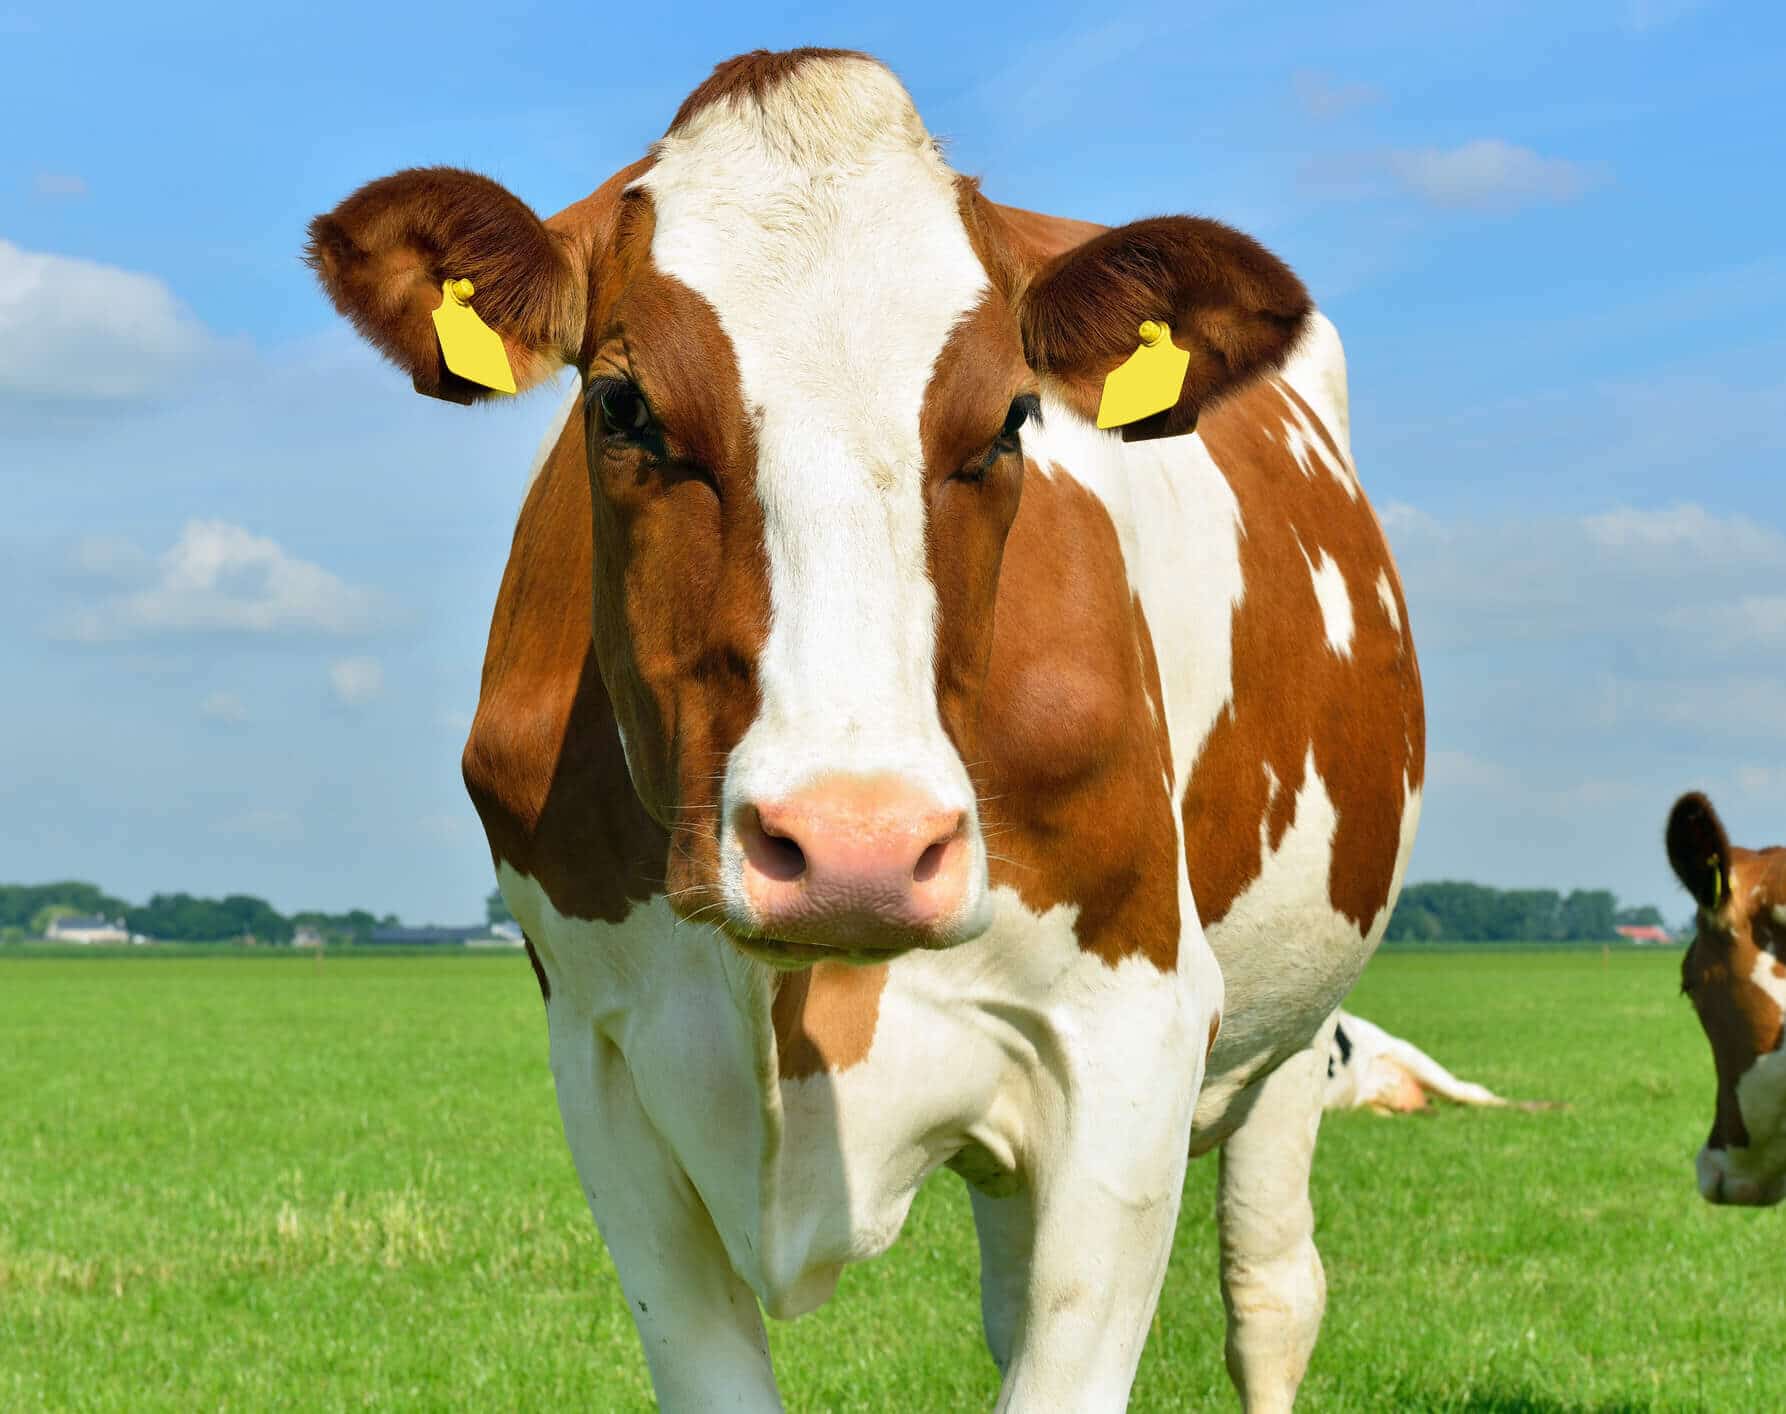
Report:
3,1,1782,924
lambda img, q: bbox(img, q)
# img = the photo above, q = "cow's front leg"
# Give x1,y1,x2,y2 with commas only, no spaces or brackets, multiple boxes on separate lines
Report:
1216,1032,1331,1414
550,1016,782,1412
981,1122,1193,1412
970,980,1205,1414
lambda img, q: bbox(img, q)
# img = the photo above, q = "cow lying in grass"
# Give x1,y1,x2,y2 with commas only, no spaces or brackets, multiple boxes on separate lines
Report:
1324,1011,1543,1114
1667,792,1786,1206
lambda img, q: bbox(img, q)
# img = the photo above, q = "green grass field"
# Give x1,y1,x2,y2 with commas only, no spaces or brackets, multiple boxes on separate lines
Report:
2,947,1779,1411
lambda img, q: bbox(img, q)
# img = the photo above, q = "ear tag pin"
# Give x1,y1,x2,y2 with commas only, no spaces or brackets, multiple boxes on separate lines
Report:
431,278,516,394
1095,319,1190,430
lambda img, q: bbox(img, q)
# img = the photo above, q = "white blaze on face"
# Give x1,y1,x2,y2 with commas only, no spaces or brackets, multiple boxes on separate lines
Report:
640,59,988,823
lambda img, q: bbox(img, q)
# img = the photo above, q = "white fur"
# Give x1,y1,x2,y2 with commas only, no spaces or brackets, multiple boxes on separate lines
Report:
1376,568,1401,633
504,862,1219,1409
1304,546,1355,658
1325,1010,1507,1111
640,59,990,939
1275,312,1358,496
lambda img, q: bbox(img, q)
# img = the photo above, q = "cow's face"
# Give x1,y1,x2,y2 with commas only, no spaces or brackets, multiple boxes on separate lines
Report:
306,49,1309,966
1668,793,1786,1205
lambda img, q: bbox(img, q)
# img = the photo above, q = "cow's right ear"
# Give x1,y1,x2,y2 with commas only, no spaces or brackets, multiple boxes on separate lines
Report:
1667,792,1732,912
306,167,585,405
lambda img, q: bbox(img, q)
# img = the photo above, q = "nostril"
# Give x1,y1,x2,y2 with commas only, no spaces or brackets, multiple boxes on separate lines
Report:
912,815,965,884
743,808,807,883
913,839,949,883
762,830,807,881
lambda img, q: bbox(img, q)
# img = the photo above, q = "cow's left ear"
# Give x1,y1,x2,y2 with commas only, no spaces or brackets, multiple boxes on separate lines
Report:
306,167,586,405
1016,216,1312,440
1667,791,1733,913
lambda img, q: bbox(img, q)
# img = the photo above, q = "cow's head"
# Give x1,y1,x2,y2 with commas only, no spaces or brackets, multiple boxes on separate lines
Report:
1668,791,1786,1205
307,49,1309,966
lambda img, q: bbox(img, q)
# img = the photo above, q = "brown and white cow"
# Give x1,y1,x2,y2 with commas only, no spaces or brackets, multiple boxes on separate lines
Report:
307,50,1424,1411
1667,792,1786,1206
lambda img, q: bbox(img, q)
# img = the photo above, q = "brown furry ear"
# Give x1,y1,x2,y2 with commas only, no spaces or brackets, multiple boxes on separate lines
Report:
1017,216,1312,439
305,167,585,404
1667,792,1732,913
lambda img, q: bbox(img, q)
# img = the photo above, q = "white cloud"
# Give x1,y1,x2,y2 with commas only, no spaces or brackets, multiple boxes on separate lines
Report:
1303,140,1608,211
1388,140,1606,209
1585,503,1786,561
1293,70,1382,121
329,656,384,706
200,691,249,724
32,171,88,198
0,238,210,400
62,520,381,641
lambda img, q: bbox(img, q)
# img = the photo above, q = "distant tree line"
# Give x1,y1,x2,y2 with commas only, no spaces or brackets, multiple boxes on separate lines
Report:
1384,882,1667,943
0,881,400,945
0,881,132,937
7,878,1667,947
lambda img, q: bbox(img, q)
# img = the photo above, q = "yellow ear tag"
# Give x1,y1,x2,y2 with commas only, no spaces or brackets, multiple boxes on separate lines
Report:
1095,320,1190,430
430,279,516,395
1707,857,1723,908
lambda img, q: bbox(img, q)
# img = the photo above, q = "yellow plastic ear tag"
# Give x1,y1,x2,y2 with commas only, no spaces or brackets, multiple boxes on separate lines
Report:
431,279,516,395
1095,320,1190,430
1707,858,1723,908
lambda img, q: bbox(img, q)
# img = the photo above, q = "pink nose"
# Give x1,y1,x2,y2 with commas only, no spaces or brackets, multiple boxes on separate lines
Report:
737,775,971,952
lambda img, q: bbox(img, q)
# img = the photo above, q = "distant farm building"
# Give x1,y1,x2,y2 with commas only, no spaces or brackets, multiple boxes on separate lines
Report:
45,915,130,944
1616,924,1674,944
292,926,325,949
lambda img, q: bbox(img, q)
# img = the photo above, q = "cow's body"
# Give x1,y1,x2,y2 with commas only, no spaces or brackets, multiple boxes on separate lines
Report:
311,49,1423,1411
1667,794,1786,1206
475,315,1422,1406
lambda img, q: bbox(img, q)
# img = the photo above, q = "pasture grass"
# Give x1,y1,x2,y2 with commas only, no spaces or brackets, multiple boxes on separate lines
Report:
1,947,1777,1411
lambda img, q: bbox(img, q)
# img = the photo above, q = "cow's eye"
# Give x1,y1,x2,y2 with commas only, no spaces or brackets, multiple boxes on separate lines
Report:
1000,396,1037,443
588,378,656,441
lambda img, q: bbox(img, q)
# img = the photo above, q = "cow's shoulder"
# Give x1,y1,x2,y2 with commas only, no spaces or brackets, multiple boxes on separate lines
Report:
464,410,665,923
976,461,1181,969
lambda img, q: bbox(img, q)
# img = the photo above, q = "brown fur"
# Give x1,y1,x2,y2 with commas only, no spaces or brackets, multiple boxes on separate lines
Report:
668,48,873,134
1185,380,1425,932
306,167,585,403
580,205,772,928
773,963,889,1081
1019,216,1313,439
975,464,1184,970
1671,794,1786,1150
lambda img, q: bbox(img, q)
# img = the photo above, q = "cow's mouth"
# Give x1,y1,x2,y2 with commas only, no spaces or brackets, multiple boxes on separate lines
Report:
723,928,913,970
